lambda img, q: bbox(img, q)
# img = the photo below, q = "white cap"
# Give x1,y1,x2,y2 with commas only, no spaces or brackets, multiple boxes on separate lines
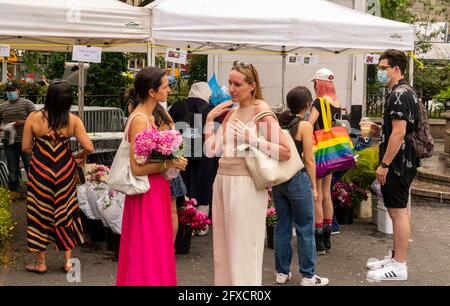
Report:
309,68,335,82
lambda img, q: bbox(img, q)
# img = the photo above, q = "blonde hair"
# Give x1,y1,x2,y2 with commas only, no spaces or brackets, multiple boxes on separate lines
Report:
231,63,264,100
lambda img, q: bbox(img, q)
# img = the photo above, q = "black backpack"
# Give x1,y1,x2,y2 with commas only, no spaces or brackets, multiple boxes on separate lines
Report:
397,84,434,159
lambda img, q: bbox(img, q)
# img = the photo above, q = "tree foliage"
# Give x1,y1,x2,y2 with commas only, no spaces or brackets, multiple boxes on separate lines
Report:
84,52,129,109
187,54,208,86
379,0,449,54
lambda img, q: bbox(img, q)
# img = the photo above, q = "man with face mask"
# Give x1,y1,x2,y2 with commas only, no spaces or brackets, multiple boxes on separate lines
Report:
366,49,419,282
0,81,36,198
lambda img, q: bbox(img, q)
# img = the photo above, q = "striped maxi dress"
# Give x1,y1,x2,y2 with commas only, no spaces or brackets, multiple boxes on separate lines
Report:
26,133,84,252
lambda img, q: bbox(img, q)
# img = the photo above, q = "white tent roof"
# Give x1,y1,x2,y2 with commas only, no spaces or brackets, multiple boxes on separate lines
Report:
148,0,415,52
0,0,150,51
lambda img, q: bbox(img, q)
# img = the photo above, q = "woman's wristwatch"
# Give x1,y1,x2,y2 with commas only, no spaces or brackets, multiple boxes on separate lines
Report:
380,162,390,169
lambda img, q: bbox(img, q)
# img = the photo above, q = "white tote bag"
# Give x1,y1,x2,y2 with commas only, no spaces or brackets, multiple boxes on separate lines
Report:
243,111,304,190
107,113,150,195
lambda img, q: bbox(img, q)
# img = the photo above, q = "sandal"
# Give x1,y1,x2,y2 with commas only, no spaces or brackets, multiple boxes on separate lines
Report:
25,261,47,274
62,259,74,273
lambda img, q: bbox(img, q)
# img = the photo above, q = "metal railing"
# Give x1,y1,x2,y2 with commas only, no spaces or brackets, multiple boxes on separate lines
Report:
366,94,444,119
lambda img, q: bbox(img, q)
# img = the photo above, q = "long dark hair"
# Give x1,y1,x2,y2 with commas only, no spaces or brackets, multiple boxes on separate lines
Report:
134,67,166,103
43,81,72,131
125,87,139,111
153,103,173,129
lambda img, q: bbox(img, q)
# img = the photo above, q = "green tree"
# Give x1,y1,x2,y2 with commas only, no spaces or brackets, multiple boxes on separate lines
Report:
415,61,450,98
188,54,208,86
46,52,67,80
22,51,45,76
84,52,129,110
378,0,449,54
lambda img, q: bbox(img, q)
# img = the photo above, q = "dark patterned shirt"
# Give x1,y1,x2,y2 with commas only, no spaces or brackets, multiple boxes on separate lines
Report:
0,97,36,143
379,79,419,176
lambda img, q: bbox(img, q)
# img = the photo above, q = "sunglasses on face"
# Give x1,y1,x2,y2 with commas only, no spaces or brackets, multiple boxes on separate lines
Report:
377,65,393,71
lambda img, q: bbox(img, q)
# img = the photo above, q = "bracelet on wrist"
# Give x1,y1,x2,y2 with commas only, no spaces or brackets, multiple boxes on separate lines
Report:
160,160,167,172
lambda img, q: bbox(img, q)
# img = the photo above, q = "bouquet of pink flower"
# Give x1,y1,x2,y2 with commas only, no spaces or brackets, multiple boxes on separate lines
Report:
134,129,184,165
85,164,110,185
178,197,212,233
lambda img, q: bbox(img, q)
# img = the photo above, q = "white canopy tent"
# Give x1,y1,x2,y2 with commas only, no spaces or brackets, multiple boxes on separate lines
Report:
0,0,150,51
0,0,151,119
147,0,416,108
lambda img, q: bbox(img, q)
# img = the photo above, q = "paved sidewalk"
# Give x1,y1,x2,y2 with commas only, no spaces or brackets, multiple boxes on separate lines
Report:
1,199,450,286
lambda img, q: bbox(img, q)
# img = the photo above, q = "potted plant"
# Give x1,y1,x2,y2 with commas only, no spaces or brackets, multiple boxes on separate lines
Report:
332,182,368,225
266,188,277,249
176,197,211,254
340,147,379,219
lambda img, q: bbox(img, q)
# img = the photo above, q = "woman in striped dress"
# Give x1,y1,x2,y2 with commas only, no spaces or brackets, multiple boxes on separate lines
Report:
22,81,94,274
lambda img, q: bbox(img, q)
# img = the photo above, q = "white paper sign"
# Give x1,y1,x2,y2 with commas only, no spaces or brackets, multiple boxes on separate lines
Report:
0,45,10,57
165,48,188,65
287,54,319,65
364,53,380,65
72,45,102,63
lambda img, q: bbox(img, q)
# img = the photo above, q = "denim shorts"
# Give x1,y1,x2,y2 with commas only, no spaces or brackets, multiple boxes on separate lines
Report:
170,174,187,198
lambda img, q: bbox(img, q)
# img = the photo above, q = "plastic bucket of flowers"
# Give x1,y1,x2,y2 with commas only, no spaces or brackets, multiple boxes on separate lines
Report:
266,187,277,249
176,197,211,254
332,182,368,225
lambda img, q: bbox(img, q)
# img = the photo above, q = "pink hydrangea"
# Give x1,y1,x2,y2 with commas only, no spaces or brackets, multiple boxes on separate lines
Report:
157,130,183,156
134,128,160,158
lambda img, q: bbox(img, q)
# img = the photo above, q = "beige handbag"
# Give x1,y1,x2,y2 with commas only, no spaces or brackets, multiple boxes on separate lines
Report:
243,111,304,190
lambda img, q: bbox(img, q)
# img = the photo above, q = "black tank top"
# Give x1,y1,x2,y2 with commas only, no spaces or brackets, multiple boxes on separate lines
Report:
281,117,304,158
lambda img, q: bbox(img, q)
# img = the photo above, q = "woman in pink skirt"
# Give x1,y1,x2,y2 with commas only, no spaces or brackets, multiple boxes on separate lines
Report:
116,67,187,286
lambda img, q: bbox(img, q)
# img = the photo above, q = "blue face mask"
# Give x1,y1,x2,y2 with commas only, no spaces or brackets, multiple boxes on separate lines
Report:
304,110,310,120
303,104,312,120
377,70,391,86
6,91,18,101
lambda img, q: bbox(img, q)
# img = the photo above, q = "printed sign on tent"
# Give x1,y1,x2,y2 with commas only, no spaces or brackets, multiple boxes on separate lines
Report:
364,53,380,65
72,45,102,63
0,45,10,57
165,48,188,65
287,54,319,65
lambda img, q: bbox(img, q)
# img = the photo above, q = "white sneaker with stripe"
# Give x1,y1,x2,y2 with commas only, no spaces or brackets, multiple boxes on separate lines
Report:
366,250,393,270
300,275,329,286
367,261,408,281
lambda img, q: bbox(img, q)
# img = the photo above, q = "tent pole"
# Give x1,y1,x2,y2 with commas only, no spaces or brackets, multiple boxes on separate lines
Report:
281,46,287,111
78,61,85,122
409,52,414,87
147,42,155,67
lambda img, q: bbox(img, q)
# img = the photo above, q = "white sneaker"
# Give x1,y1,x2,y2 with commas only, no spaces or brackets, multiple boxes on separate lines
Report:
300,275,329,286
275,272,292,284
367,261,407,281
366,250,393,270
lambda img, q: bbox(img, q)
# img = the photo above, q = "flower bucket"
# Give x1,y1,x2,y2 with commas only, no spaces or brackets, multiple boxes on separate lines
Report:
335,206,354,225
266,225,274,249
175,225,192,254
88,219,106,242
